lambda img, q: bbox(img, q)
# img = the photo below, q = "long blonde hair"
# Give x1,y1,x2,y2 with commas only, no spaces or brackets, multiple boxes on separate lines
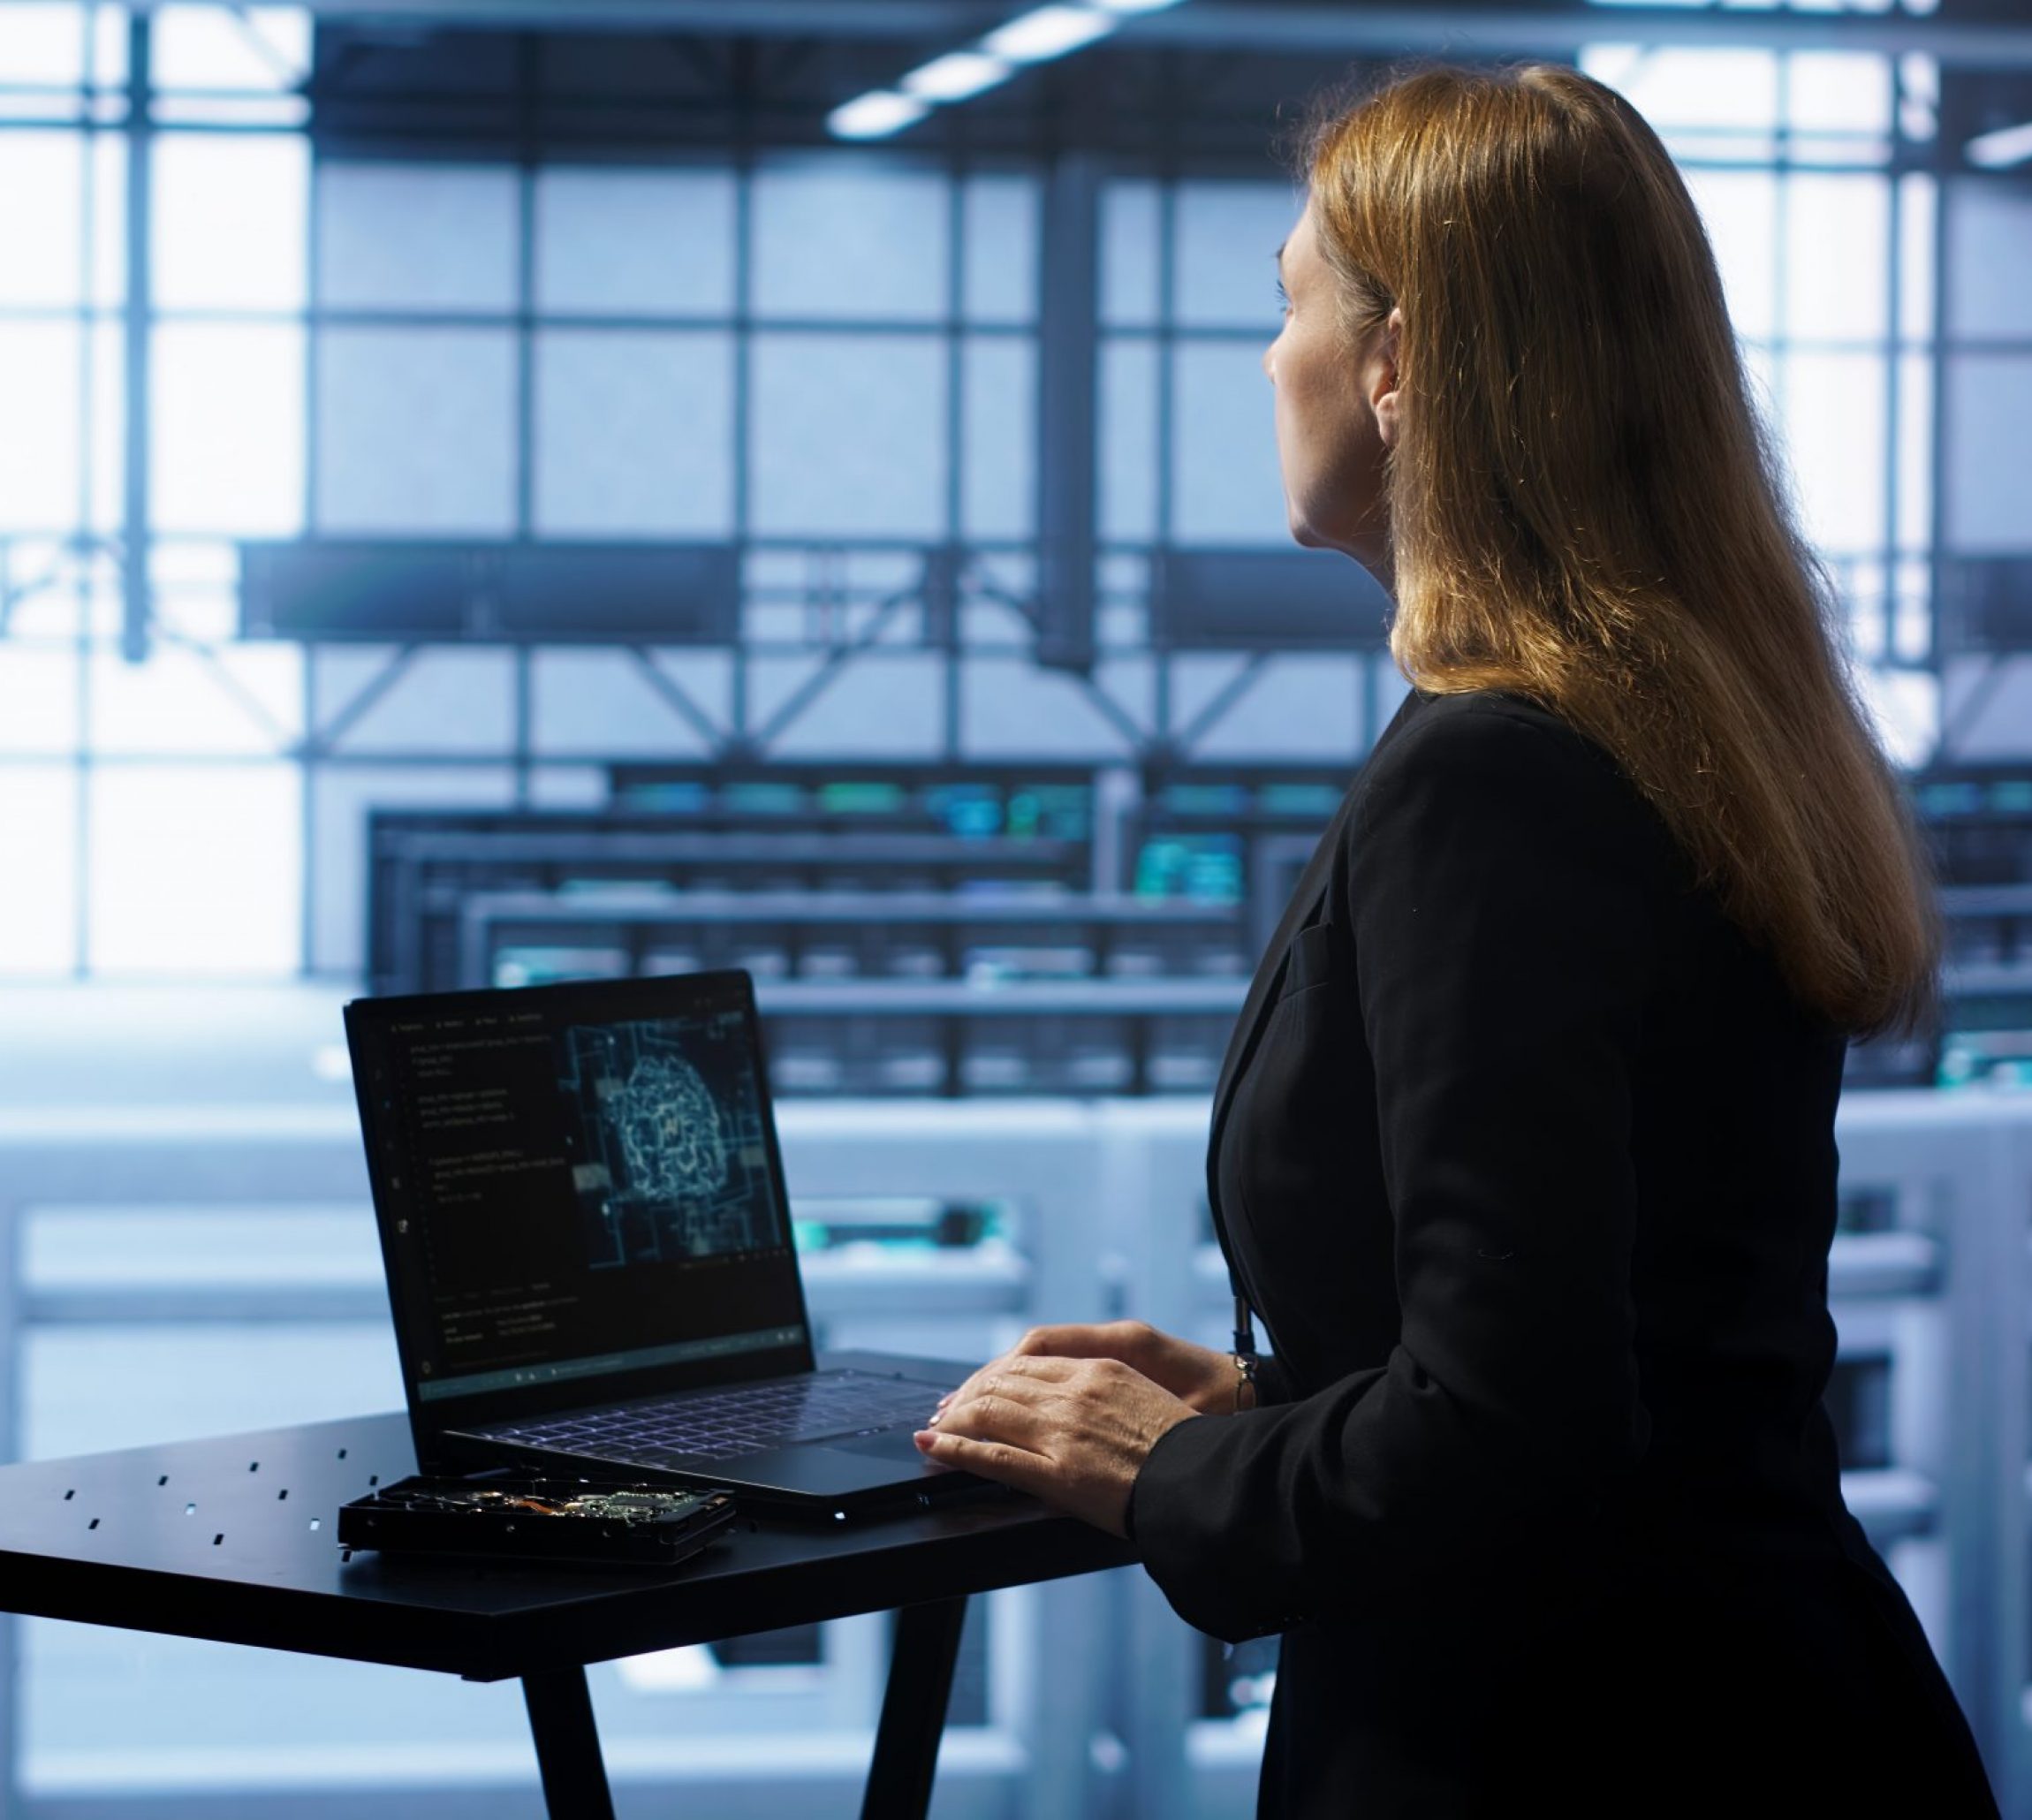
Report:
1298,63,1937,1037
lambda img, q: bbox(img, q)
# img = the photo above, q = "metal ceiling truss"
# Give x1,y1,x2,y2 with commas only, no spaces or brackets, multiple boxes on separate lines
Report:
107,3,2032,68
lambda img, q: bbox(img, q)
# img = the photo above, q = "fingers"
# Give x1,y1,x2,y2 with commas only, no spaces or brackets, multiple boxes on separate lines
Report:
993,1356,1084,1386
934,1363,999,1421
912,1426,1052,1499
937,1389,1036,1451
933,1367,1069,1437
1013,1320,1161,1363
918,1369,1162,1541
933,1352,1083,1423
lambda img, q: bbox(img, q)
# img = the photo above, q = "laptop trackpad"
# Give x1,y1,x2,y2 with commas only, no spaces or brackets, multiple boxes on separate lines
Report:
825,1429,936,1466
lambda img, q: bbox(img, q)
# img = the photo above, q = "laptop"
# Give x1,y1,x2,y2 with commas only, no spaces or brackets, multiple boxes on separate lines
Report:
344,968,983,1513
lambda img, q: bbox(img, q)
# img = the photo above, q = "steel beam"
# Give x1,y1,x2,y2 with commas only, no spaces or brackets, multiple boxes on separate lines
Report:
1035,150,1101,675
133,0,1004,33
115,1,2032,68
120,15,153,664
1134,5,2032,66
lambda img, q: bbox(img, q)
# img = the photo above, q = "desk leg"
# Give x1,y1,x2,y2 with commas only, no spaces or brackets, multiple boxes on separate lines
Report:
861,1595,967,1820
522,1666,615,1820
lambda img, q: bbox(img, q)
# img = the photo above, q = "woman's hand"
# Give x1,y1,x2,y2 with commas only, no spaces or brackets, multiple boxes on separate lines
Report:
914,1352,1197,1537
941,1320,1243,1417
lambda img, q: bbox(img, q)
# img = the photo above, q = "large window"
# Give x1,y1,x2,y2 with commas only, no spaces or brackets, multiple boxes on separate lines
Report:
0,1,309,976
1099,176,1297,550
0,4,1046,977
304,151,1037,548
1941,179,2032,553
293,150,1038,973
1580,40,1942,756
0,5,1974,977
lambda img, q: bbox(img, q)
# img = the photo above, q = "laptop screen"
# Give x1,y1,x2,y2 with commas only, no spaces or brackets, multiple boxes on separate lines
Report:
345,971,811,1420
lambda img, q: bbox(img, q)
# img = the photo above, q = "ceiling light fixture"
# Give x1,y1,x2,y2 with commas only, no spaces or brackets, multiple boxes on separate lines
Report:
826,90,932,140
829,0,1180,141
1967,119,2032,170
982,5,1118,65
900,51,1014,103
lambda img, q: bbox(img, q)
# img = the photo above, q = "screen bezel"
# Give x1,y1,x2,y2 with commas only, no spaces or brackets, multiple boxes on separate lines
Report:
345,967,816,1453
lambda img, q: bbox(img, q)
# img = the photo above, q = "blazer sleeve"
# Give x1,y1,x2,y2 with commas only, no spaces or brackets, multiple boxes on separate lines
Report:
1253,1354,1298,1407
1125,702,1664,1642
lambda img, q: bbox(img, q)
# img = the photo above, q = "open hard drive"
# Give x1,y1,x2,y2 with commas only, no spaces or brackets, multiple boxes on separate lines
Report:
338,1475,739,1567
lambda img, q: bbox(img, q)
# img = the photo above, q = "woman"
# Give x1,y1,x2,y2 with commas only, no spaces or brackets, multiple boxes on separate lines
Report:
914,62,1998,1816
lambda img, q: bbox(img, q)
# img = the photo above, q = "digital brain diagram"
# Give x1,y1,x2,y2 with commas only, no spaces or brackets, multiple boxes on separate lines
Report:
559,1014,782,1269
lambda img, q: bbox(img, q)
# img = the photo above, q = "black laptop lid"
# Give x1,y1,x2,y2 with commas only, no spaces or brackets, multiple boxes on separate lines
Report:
345,969,815,1449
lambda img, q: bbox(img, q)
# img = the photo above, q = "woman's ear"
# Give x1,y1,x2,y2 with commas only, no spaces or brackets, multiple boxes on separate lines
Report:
1371,306,1404,450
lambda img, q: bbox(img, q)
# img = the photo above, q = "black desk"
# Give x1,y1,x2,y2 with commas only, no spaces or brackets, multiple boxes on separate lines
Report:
0,1358,1135,1818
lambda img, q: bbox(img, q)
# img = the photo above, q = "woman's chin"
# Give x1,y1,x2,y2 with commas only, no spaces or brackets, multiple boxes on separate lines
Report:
1287,513,1354,559
1286,512,1331,551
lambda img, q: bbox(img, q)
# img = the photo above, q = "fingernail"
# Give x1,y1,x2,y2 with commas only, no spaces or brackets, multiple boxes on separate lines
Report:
913,1429,935,1448
925,1408,941,1426
936,1392,953,1407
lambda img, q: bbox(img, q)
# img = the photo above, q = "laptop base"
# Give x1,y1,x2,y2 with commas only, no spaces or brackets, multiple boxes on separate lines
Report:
436,1352,1004,1520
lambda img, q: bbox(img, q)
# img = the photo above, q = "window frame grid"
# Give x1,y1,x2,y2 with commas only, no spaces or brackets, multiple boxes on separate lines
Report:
0,16,1979,977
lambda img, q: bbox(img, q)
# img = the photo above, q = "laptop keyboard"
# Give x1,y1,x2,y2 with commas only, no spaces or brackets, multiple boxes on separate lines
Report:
480,1371,945,1465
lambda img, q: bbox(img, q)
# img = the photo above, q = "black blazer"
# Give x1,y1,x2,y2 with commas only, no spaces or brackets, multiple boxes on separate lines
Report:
1126,687,1998,1818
